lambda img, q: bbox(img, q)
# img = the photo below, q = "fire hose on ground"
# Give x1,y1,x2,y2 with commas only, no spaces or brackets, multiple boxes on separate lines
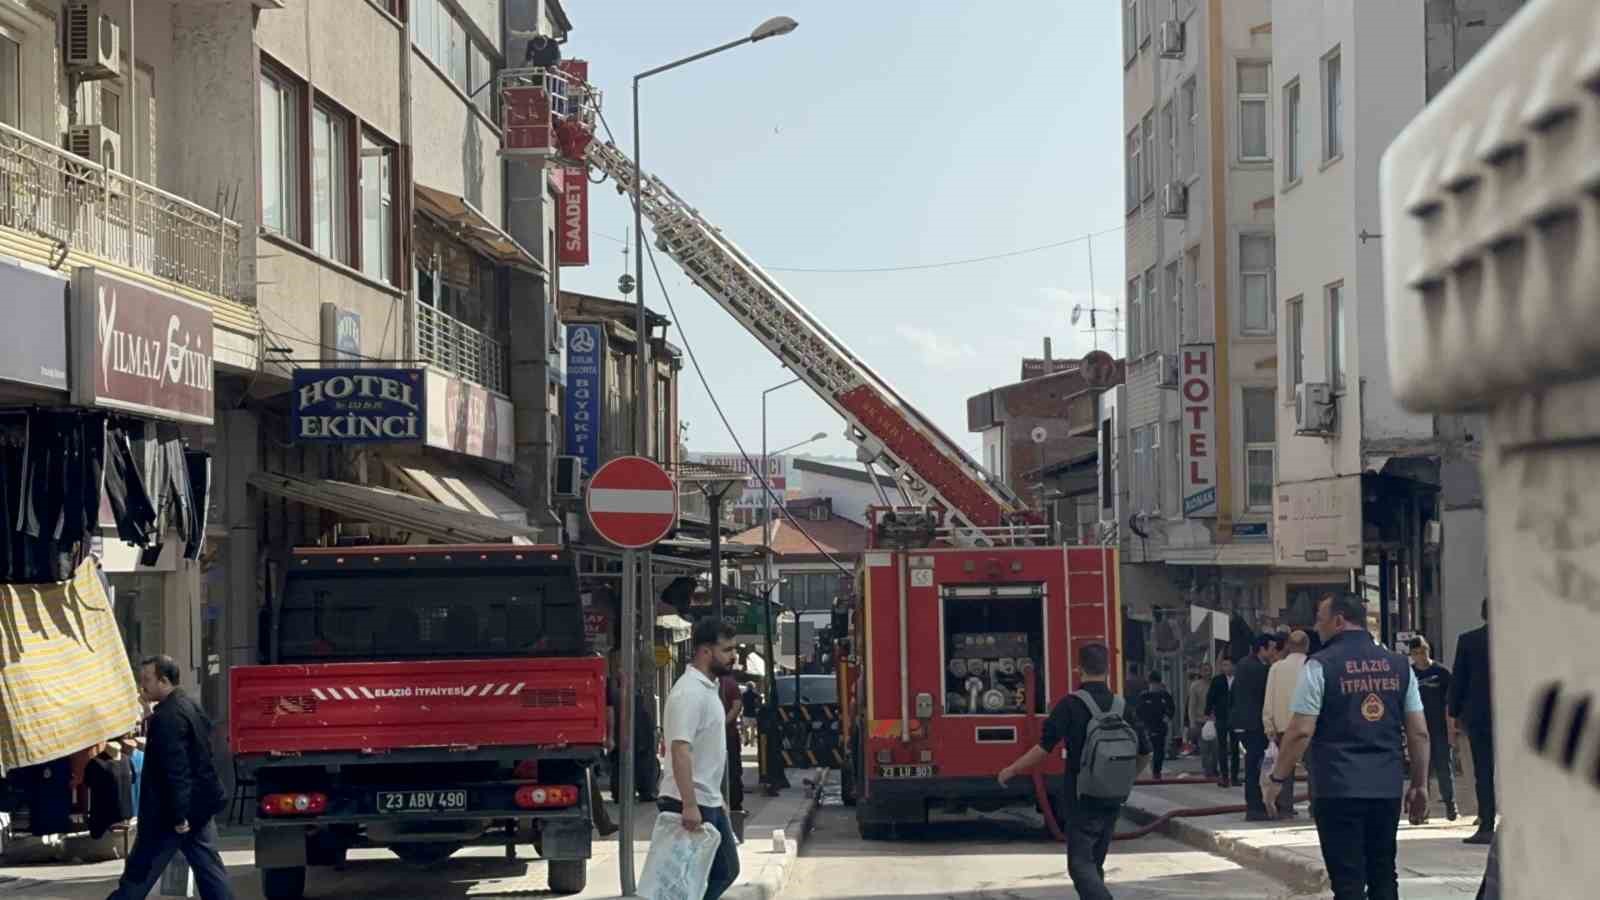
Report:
1020,678,1307,842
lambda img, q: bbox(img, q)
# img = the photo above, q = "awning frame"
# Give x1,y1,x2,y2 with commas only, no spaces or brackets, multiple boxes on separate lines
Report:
248,471,544,544
414,183,545,274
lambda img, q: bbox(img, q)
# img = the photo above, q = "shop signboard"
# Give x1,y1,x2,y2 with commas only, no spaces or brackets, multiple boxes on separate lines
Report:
320,303,362,362
1178,344,1217,518
564,323,603,475
72,267,214,424
1275,474,1363,568
559,165,589,266
0,258,69,392
424,370,513,464
292,368,425,443
688,451,788,511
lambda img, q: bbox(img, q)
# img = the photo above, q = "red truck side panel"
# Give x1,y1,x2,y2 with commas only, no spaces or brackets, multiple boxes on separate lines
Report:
230,657,607,755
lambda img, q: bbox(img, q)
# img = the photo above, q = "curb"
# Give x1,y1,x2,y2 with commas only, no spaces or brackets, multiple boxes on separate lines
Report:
724,768,828,900
1120,800,1329,895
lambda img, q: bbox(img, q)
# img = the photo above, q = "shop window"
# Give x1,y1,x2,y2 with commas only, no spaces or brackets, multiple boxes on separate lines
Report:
943,591,1045,715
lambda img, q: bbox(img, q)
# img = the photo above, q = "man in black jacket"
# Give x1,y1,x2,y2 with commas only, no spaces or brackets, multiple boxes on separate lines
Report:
1450,598,1495,845
1205,657,1237,787
107,656,233,900
1232,635,1277,820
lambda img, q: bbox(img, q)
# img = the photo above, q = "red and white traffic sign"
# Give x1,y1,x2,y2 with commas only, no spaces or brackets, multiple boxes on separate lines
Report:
586,456,678,549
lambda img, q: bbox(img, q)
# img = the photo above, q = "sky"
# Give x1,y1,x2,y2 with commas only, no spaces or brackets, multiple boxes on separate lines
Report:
560,2,1126,461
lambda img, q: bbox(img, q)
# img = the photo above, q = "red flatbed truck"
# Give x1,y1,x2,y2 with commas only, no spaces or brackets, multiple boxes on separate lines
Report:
231,545,607,900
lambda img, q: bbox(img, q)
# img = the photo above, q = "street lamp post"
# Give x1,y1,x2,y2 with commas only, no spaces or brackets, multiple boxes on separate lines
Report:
631,16,799,458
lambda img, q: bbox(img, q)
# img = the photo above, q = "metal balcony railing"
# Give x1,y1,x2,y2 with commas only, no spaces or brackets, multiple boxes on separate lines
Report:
413,300,508,394
0,122,241,300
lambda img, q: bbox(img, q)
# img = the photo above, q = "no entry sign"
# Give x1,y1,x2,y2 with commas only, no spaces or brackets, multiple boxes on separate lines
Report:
586,456,678,548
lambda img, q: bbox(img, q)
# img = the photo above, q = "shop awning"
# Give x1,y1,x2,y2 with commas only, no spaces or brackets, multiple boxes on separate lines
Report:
1,561,143,773
248,471,542,544
388,461,527,526
414,184,544,273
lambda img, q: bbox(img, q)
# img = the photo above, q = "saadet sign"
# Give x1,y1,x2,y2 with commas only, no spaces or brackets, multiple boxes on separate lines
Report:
559,165,589,266
292,369,424,442
72,267,214,424
1179,344,1217,518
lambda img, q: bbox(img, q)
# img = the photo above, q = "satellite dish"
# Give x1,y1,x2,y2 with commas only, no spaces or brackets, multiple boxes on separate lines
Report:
1070,304,1083,326
1031,426,1048,445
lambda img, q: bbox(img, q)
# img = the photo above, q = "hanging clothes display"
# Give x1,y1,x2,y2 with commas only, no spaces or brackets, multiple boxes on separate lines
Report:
104,428,158,546
184,450,211,560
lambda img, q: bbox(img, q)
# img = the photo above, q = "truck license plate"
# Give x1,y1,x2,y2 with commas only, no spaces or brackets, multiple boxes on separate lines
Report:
376,790,469,813
877,765,935,779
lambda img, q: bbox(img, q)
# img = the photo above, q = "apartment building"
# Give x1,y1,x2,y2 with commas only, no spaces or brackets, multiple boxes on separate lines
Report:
1270,0,1522,658
1115,0,1335,665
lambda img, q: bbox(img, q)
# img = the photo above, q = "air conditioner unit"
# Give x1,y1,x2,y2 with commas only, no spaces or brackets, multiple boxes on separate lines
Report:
1160,181,1188,218
554,455,583,498
1158,20,1186,58
66,124,120,170
66,2,121,81
1295,382,1337,436
1156,352,1180,389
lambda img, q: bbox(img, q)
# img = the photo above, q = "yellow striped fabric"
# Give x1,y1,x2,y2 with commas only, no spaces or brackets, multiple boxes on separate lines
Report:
0,560,143,773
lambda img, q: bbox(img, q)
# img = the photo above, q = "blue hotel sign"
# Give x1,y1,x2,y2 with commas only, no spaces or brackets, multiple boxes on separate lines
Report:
564,324,603,474
293,368,425,443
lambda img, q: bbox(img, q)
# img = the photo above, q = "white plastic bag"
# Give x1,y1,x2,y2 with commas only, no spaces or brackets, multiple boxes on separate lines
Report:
638,812,724,900
1260,741,1280,795
1201,720,1217,742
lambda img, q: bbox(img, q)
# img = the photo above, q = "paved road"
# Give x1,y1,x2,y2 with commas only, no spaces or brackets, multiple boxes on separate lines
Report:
786,803,1304,900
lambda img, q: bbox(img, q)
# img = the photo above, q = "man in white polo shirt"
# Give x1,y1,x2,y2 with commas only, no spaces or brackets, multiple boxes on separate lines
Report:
657,617,740,900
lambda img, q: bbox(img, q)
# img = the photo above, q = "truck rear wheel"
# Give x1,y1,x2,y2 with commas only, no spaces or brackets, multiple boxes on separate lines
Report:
261,866,306,900
392,841,464,865
548,859,587,894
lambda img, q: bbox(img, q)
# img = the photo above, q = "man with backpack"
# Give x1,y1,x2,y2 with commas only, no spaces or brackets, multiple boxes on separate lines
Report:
1135,673,1175,779
998,644,1150,900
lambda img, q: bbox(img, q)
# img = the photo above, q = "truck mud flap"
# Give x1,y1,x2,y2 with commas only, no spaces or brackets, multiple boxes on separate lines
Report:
773,703,846,769
539,819,592,861
256,826,308,868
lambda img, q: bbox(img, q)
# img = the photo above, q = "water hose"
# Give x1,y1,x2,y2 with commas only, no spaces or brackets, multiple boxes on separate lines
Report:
1113,791,1308,841
1023,677,1066,842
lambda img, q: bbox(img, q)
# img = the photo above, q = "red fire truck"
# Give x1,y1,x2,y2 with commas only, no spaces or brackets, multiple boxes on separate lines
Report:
231,546,606,900
527,66,1122,837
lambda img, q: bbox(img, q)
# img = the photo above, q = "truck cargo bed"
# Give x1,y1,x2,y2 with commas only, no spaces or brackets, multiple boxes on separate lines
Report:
231,657,607,755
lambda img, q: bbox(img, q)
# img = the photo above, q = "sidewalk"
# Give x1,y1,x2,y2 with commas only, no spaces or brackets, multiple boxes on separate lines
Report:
0,747,828,899
1121,755,1490,898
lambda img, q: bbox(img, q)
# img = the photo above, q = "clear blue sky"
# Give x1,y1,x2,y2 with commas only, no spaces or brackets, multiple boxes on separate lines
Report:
561,2,1126,460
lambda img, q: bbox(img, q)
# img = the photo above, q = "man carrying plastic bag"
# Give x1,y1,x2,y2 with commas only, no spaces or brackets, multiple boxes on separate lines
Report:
644,618,741,900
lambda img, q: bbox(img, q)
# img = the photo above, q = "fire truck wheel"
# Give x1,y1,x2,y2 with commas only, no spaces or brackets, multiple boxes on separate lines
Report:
392,841,464,864
260,866,306,900
839,764,857,807
548,859,588,894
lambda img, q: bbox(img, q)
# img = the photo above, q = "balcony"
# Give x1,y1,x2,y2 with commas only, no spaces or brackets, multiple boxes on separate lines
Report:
414,300,508,394
0,122,241,301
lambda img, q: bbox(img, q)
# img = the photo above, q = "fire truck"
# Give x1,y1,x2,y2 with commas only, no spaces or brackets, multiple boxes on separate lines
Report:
518,66,1122,838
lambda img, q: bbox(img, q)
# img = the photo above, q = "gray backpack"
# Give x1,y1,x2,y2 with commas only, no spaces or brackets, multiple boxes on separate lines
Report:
1074,690,1141,801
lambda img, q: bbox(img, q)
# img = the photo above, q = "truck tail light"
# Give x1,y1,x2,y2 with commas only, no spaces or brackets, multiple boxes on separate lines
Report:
515,784,580,809
259,792,328,817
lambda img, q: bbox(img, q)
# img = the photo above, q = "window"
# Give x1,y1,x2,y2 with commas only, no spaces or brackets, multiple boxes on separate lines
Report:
1126,126,1141,211
1163,99,1178,185
1143,265,1158,355
99,85,120,132
1240,233,1275,335
1162,420,1180,516
259,69,300,238
1324,48,1342,161
1287,296,1305,390
1242,388,1276,511
1182,79,1198,178
0,33,18,129
782,572,847,613
449,16,469,88
361,133,395,284
1237,61,1270,161
412,0,496,115
311,105,350,263
1178,0,1196,17
1133,425,1155,513
1124,0,1139,61
1142,111,1156,197
1139,0,1151,45
470,43,494,118
1327,282,1345,389
1164,260,1182,354
1150,424,1162,513
1183,247,1201,340
1284,79,1302,183
1127,274,1143,358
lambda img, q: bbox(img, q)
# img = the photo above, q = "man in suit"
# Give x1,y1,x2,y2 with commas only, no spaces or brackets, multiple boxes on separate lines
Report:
107,655,233,900
1206,656,1237,787
1232,635,1278,819
1450,598,1495,845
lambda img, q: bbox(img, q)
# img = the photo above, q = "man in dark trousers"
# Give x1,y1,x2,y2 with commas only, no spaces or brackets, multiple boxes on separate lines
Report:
107,655,232,900
1265,593,1431,900
1232,634,1277,820
1205,656,1237,787
1450,597,1494,844
1409,636,1458,821
1135,673,1175,779
998,644,1151,900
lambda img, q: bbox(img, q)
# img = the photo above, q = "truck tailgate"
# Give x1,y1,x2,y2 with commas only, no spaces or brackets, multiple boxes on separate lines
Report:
230,658,606,755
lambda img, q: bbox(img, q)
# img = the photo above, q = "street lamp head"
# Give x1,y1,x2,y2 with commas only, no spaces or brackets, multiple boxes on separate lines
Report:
751,16,799,42
809,431,827,442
